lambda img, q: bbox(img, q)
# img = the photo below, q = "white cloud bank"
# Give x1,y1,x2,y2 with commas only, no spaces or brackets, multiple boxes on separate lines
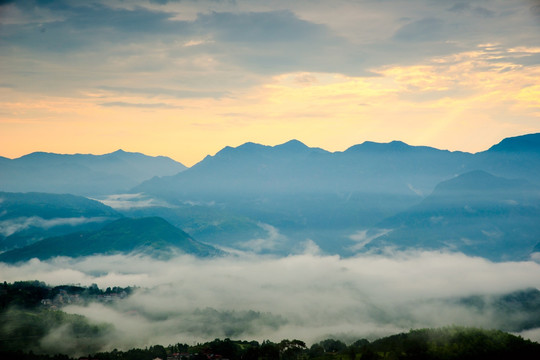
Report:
1,250,540,350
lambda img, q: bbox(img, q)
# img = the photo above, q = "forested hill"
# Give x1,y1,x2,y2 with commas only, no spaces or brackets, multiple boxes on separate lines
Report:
1,327,539,360
1,281,540,360
0,217,221,262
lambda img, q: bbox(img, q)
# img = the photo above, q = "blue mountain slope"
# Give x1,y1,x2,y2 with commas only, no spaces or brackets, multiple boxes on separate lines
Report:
474,133,540,185
365,170,540,261
0,217,221,263
0,192,121,251
0,150,186,196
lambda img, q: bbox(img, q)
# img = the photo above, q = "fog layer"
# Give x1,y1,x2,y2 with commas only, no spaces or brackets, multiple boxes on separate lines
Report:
2,250,540,350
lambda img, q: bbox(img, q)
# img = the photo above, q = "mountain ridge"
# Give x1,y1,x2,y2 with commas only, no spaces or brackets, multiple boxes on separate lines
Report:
0,149,187,196
0,191,121,252
366,170,540,260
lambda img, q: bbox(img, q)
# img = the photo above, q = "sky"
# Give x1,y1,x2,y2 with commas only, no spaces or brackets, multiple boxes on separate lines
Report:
1,0,540,166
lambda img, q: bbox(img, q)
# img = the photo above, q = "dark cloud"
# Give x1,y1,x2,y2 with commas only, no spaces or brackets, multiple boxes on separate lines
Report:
448,2,470,13
1,0,537,97
1,2,364,75
189,10,366,75
195,10,327,43
448,2,495,18
0,1,188,52
531,3,540,17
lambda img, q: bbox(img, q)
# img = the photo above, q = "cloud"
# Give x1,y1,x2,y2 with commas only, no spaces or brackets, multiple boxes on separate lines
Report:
0,216,110,237
1,0,540,165
97,85,226,99
448,2,496,18
1,250,540,351
99,101,181,109
195,10,327,44
96,193,176,210
393,17,446,43
236,223,286,253
348,229,391,251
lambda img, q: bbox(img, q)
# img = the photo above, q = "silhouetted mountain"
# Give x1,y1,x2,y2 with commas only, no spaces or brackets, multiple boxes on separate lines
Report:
487,133,540,153
136,139,470,197
366,170,540,260
132,139,473,253
0,150,186,196
474,133,540,185
0,217,221,263
340,141,472,195
0,192,120,251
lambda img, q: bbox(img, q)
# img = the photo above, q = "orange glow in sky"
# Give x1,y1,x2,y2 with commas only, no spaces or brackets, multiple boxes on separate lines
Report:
1,1,539,166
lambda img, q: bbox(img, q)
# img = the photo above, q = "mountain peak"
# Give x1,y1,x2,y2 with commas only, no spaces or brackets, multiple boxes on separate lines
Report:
487,133,540,153
345,140,413,153
275,139,308,149
433,170,532,194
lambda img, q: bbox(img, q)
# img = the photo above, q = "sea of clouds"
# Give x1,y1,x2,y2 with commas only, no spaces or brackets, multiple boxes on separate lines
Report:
2,247,540,352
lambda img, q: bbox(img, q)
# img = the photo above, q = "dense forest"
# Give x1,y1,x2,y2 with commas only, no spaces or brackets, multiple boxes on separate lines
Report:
0,281,135,354
2,327,540,360
2,282,540,360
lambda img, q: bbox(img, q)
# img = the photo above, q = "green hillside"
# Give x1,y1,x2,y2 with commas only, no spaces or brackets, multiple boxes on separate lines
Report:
0,217,221,262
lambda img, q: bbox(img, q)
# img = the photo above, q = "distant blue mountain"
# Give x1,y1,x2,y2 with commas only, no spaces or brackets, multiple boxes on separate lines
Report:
474,133,540,184
132,139,473,253
486,133,540,153
134,138,471,197
0,150,186,196
365,170,540,261
132,133,540,258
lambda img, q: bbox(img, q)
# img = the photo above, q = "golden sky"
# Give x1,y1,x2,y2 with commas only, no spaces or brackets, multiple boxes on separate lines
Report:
1,0,539,166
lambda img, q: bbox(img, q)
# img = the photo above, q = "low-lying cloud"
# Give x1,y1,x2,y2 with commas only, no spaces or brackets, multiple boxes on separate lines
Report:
1,250,540,352
0,216,110,237
96,193,176,210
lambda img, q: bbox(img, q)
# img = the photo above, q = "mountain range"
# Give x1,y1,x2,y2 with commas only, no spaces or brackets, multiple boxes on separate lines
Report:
130,133,540,259
1,133,540,261
0,149,186,196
